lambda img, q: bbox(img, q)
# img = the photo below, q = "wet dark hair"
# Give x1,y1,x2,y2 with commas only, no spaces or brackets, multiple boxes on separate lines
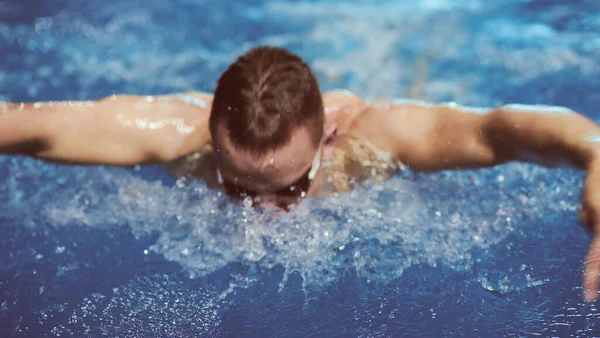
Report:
209,46,324,155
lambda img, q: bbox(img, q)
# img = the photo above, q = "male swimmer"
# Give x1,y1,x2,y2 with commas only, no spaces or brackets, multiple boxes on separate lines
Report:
1,46,600,300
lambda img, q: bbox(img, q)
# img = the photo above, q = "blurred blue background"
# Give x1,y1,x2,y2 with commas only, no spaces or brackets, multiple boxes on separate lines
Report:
1,0,600,336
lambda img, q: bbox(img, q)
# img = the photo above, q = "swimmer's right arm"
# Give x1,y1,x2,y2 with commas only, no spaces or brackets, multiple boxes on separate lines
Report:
0,94,211,166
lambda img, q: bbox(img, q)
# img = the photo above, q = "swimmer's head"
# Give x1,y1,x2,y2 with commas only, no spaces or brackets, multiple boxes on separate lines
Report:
209,46,333,207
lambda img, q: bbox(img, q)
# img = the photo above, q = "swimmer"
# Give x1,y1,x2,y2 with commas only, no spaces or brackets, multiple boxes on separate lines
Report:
2,46,600,300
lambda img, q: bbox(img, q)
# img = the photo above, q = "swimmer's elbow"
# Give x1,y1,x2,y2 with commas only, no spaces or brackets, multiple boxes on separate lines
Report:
0,138,51,158
147,145,181,164
481,109,515,163
0,106,53,157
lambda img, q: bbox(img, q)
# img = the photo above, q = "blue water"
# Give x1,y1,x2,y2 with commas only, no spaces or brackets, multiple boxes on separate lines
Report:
2,0,600,336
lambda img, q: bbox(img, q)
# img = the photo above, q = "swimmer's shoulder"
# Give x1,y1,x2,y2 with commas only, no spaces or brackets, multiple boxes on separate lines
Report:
344,97,493,167
330,93,439,164
322,90,368,133
155,91,214,158
323,91,417,138
97,92,214,154
323,91,427,137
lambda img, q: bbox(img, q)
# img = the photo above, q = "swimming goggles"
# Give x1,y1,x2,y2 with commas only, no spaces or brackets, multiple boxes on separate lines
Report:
216,143,322,200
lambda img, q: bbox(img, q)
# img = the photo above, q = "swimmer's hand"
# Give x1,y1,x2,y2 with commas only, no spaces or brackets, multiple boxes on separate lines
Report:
582,158,600,301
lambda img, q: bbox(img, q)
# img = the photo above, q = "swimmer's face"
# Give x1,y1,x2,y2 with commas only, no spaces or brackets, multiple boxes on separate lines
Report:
214,124,321,208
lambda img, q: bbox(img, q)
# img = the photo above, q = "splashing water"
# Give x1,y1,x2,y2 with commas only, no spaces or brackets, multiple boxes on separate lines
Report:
3,156,582,292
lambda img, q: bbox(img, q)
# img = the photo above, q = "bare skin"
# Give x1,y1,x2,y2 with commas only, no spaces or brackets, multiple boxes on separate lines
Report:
1,90,600,300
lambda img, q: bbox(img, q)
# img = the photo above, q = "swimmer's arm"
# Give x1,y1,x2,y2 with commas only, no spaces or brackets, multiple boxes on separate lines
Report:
352,102,599,171
353,101,600,300
0,95,210,166
426,104,600,302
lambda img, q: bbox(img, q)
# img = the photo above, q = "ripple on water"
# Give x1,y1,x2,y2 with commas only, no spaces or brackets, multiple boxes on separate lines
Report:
38,274,221,337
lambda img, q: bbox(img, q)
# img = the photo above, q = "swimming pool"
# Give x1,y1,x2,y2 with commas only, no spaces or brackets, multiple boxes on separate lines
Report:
2,0,600,336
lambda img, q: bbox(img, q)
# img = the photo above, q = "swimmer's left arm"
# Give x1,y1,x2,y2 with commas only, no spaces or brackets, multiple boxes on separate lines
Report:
479,105,599,170
354,102,599,171
352,101,600,300
475,108,600,303
445,104,600,302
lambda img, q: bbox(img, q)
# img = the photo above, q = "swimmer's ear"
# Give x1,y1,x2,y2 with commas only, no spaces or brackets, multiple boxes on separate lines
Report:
324,123,338,144
322,123,338,161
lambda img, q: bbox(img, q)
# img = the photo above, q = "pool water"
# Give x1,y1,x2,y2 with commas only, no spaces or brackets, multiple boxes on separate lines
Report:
2,0,600,336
